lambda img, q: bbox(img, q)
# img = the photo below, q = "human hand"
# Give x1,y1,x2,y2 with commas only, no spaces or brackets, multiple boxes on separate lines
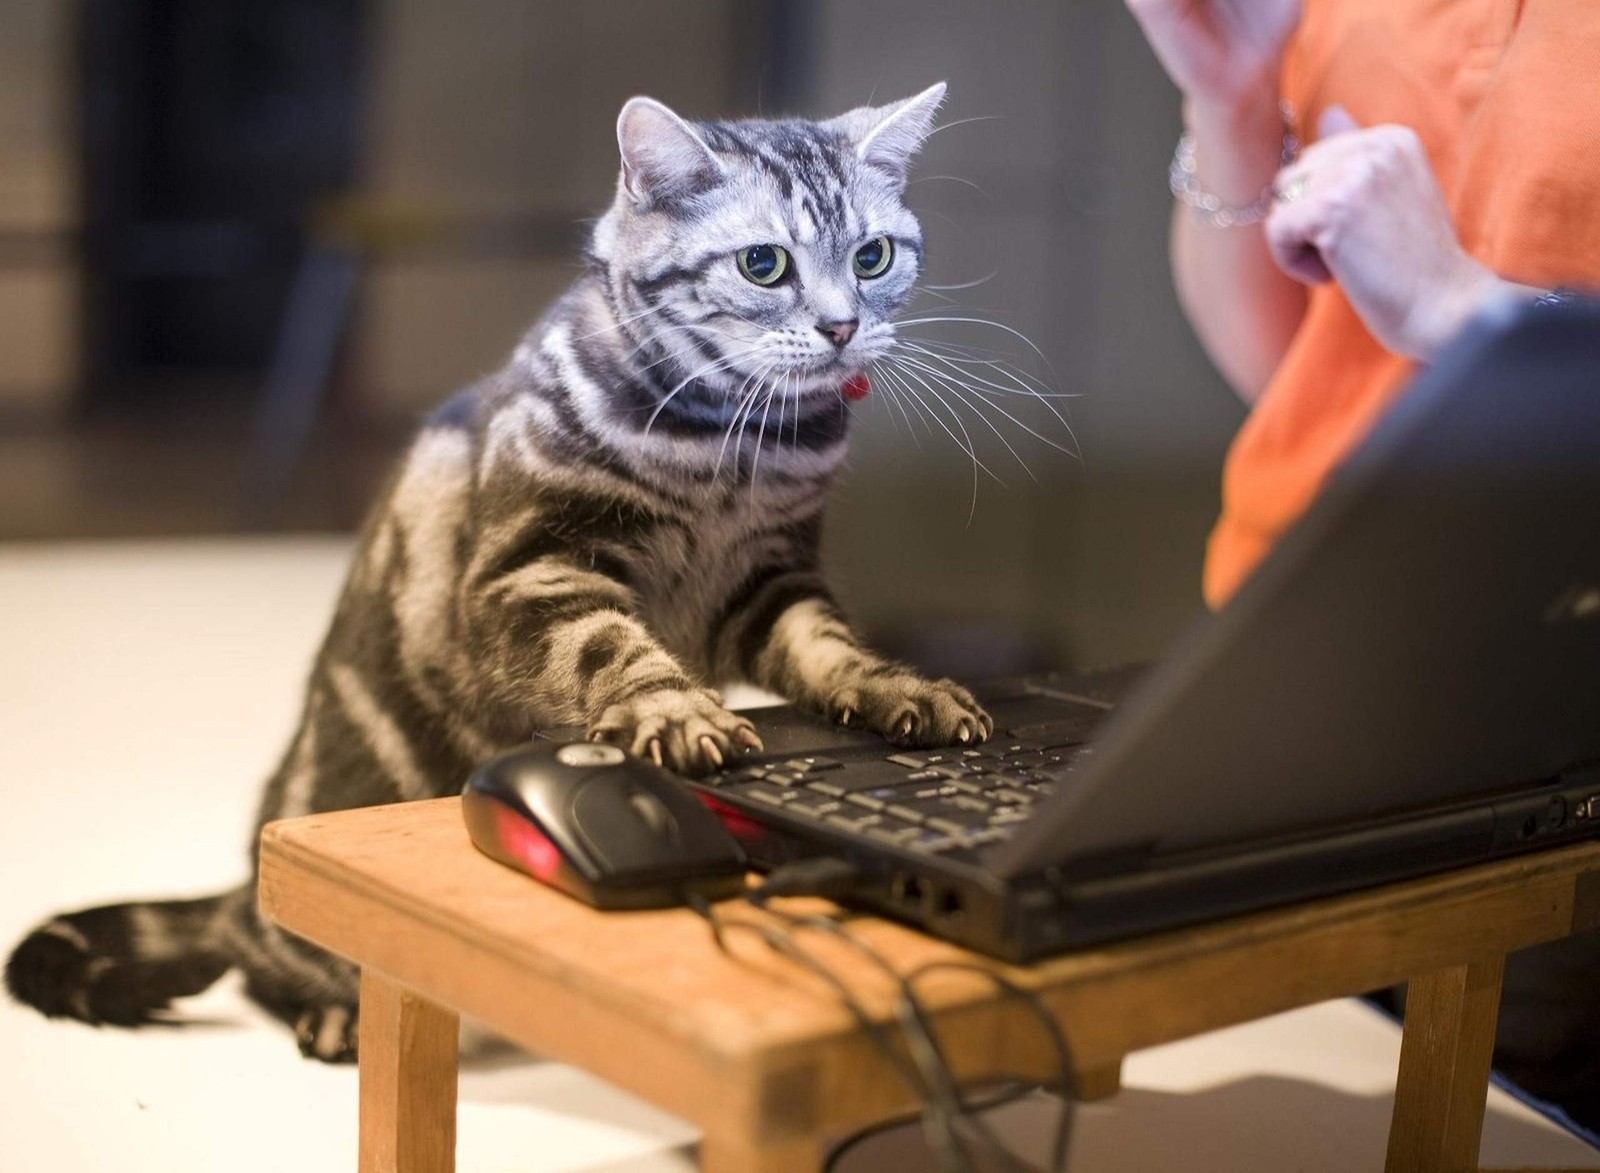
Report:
1124,0,1302,113
1264,106,1507,361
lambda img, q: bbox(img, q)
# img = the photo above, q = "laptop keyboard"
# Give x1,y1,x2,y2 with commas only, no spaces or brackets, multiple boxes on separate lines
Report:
702,740,1093,855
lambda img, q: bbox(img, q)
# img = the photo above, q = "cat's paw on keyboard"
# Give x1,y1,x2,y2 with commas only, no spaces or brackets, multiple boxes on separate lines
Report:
828,674,993,748
588,686,764,774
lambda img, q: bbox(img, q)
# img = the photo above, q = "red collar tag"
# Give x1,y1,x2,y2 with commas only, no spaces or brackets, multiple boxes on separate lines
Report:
841,373,871,401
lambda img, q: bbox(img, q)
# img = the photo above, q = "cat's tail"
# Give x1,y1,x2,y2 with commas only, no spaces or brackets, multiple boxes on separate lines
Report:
4,891,237,1026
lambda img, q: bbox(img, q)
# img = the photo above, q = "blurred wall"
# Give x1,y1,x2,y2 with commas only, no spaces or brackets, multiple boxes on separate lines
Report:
339,2,1246,671
0,1,1248,672
349,0,745,415
0,1,79,416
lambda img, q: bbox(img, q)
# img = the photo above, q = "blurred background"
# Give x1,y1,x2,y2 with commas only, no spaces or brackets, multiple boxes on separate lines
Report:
0,0,1247,675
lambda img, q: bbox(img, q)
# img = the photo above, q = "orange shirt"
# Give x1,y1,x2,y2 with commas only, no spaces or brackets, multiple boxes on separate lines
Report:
1203,0,1600,608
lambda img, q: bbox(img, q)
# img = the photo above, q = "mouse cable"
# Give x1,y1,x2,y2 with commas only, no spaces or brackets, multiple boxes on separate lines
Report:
759,900,1073,1173
744,856,866,903
904,960,1078,1173
684,890,977,1173
687,883,1075,1172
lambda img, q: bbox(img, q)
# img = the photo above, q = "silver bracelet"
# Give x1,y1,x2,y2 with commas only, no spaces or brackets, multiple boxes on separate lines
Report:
1169,102,1299,228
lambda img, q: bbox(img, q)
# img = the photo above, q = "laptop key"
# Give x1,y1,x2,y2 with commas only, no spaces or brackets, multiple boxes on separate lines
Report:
741,783,802,806
902,830,963,854
927,815,980,837
991,788,1033,805
887,751,958,769
785,796,843,818
786,756,844,773
991,806,1033,825
827,811,883,833
845,791,888,811
866,824,923,845
944,779,989,795
806,780,848,798
962,827,1011,848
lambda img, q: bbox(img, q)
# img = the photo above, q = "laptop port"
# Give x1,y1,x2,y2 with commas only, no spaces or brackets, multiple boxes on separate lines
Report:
892,873,925,907
933,887,965,921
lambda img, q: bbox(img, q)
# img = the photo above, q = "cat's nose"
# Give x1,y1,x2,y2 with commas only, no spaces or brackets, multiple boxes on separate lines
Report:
816,319,859,349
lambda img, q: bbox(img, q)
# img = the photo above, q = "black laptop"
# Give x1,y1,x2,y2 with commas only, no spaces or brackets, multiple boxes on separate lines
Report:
626,300,1600,961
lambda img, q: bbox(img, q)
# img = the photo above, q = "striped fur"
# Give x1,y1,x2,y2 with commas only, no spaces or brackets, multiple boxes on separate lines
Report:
5,85,992,1061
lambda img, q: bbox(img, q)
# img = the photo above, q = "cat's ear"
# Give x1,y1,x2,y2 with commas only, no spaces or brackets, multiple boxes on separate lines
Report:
616,97,724,208
827,82,947,187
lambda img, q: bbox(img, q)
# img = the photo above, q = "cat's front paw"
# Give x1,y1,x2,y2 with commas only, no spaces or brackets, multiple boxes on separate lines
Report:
828,673,993,748
589,686,763,775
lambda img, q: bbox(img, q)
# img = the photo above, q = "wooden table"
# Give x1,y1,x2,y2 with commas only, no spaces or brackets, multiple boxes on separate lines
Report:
258,796,1600,1173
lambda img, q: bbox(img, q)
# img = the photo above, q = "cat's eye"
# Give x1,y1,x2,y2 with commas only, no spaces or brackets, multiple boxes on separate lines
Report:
738,244,790,286
853,236,893,279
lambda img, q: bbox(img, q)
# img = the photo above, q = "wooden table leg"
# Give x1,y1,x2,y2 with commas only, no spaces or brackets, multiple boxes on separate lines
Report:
699,1134,825,1173
358,969,460,1173
1074,1060,1123,1102
1385,956,1506,1173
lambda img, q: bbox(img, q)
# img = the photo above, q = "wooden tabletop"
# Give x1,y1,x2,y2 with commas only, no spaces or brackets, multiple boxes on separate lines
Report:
259,795,1600,1157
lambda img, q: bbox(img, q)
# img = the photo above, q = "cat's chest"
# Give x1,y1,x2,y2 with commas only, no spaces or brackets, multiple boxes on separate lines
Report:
630,507,799,673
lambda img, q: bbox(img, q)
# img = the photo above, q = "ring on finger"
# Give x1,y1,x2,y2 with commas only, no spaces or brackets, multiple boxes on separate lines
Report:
1274,175,1311,205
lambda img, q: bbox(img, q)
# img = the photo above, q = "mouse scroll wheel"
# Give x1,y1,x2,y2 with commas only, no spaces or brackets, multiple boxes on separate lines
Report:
627,790,675,838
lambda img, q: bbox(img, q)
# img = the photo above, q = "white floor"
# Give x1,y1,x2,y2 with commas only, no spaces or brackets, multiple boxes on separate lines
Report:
2,537,1596,1172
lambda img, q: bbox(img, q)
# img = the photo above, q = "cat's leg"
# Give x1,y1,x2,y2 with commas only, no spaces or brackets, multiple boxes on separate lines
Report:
720,574,993,748
461,553,759,773
224,886,361,1062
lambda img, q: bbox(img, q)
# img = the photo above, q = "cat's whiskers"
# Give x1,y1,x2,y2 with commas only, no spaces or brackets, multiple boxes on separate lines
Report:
871,363,986,522
875,360,999,484
883,355,1038,483
890,350,1078,461
715,358,781,481
574,302,672,345
891,314,1056,370
901,338,1074,400
864,360,925,445
643,344,770,434
746,370,786,499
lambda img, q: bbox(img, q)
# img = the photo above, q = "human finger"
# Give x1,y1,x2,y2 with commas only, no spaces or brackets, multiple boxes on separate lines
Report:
1264,190,1335,285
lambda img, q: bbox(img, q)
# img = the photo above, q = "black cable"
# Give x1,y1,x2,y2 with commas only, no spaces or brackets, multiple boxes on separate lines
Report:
685,889,975,1173
905,962,1078,1173
753,897,1066,1172
820,1080,1053,1172
682,891,930,1097
685,870,1079,1173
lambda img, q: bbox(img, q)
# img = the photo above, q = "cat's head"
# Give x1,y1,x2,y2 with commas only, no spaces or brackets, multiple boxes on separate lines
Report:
591,84,946,402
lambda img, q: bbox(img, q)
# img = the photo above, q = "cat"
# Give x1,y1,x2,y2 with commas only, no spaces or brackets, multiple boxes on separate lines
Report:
5,83,997,1062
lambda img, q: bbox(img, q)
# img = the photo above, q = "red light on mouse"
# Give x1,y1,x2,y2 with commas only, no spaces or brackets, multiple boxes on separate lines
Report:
841,373,871,401
696,793,767,845
493,804,563,882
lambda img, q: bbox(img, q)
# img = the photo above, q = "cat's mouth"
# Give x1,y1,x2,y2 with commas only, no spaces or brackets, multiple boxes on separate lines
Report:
781,359,872,397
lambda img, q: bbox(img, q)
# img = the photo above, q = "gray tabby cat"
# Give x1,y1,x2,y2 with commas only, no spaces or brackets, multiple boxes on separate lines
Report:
5,83,993,1061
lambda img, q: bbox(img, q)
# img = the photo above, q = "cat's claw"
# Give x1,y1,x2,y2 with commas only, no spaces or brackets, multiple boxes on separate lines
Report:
825,674,991,749
589,686,759,775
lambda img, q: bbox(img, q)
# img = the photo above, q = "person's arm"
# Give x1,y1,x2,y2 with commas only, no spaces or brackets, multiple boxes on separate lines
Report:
1173,93,1309,403
1125,0,1308,404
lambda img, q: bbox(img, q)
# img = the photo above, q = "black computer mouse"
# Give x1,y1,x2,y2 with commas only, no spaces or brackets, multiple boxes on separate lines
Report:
461,741,748,909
